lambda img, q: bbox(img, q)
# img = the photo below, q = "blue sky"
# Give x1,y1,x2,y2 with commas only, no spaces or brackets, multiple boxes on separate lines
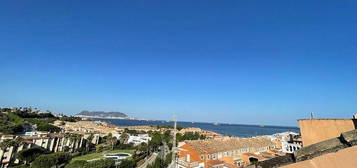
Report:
0,1,356,126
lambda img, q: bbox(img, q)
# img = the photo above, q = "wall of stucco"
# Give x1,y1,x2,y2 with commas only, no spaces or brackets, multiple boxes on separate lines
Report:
298,119,356,146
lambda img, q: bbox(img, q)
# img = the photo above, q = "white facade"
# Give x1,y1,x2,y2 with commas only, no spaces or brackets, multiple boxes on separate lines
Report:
0,134,100,167
282,141,302,153
127,134,151,146
112,134,151,146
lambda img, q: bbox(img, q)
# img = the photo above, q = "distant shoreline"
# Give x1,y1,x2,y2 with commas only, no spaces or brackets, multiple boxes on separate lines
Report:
93,118,300,137
88,117,299,130
74,115,142,120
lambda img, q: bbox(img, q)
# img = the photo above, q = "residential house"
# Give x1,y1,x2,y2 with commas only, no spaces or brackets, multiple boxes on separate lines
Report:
177,137,276,168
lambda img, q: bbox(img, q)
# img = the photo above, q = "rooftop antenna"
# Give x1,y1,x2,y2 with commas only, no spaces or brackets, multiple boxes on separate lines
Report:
172,115,177,167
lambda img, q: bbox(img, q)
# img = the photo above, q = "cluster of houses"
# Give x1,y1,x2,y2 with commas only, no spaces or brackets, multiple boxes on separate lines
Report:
176,137,279,168
175,130,303,168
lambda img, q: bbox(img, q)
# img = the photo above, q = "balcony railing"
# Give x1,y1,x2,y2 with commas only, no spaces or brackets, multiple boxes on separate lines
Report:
177,158,200,167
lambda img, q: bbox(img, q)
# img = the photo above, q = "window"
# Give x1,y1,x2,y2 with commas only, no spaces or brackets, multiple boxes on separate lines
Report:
200,155,204,160
224,152,228,156
207,154,210,160
212,154,217,160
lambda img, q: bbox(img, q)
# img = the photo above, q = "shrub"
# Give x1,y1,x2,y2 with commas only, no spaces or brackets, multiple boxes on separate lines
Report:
17,147,48,164
30,152,71,168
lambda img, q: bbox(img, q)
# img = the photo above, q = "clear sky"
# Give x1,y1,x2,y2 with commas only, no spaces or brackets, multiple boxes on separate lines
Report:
1,1,356,126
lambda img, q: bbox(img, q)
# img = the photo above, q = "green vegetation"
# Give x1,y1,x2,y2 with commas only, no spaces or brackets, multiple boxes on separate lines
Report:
0,108,62,134
16,147,48,165
37,123,61,132
176,132,206,142
118,148,148,168
71,149,134,162
123,128,147,135
148,131,164,151
118,159,136,168
0,112,24,134
30,152,71,168
147,156,171,168
155,125,184,131
165,152,173,165
13,109,55,119
60,116,82,122
25,118,61,132
65,158,115,168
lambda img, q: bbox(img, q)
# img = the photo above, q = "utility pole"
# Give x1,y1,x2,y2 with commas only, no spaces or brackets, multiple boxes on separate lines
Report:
171,116,177,168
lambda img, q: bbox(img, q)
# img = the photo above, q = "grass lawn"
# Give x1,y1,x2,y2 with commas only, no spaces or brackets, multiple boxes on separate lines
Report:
71,149,134,163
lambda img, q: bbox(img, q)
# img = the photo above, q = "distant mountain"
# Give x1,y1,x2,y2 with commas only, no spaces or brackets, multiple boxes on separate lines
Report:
76,110,128,118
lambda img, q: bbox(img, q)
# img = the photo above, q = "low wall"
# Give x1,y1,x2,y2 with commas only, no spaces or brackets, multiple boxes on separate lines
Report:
281,145,357,168
298,119,357,146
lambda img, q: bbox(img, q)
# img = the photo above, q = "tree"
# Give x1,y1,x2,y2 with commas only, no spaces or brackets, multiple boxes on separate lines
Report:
65,159,115,168
0,139,12,164
163,130,172,144
147,157,167,168
165,152,172,166
119,133,129,144
119,159,136,168
137,142,148,153
0,113,24,134
64,160,87,168
107,134,118,150
148,132,162,152
86,158,115,168
86,134,94,152
9,137,24,164
12,137,24,146
36,123,61,132
17,147,47,164
30,152,71,168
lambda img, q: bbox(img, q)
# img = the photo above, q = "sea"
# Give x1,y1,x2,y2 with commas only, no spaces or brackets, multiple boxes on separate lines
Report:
96,118,300,137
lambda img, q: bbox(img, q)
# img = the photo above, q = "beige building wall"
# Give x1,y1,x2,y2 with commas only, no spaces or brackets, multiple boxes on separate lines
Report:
299,119,356,146
281,145,357,168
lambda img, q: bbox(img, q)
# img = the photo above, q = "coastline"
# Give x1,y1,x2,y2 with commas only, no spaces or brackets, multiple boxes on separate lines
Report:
95,118,300,137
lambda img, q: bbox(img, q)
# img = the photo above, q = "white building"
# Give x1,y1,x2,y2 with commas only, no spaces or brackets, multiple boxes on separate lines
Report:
112,133,151,146
265,131,302,154
127,134,151,146
282,140,302,153
0,133,100,167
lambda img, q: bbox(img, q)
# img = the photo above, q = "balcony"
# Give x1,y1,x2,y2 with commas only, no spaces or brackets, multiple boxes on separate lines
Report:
177,158,200,168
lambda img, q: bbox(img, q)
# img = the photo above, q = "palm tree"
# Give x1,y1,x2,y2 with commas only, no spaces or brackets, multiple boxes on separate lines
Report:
74,134,82,152
9,137,24,164
107,134,117,150
120,133,129,144
86,134,94,152
0,139,12,165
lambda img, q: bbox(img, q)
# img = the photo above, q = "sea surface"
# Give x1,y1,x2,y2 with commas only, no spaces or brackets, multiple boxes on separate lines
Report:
96,118,300,137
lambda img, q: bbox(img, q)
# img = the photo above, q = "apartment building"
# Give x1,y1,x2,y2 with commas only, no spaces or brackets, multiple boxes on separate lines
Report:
0,133,100,167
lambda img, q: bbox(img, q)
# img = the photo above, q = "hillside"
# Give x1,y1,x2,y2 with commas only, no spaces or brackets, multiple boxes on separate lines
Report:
76,110,128,118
